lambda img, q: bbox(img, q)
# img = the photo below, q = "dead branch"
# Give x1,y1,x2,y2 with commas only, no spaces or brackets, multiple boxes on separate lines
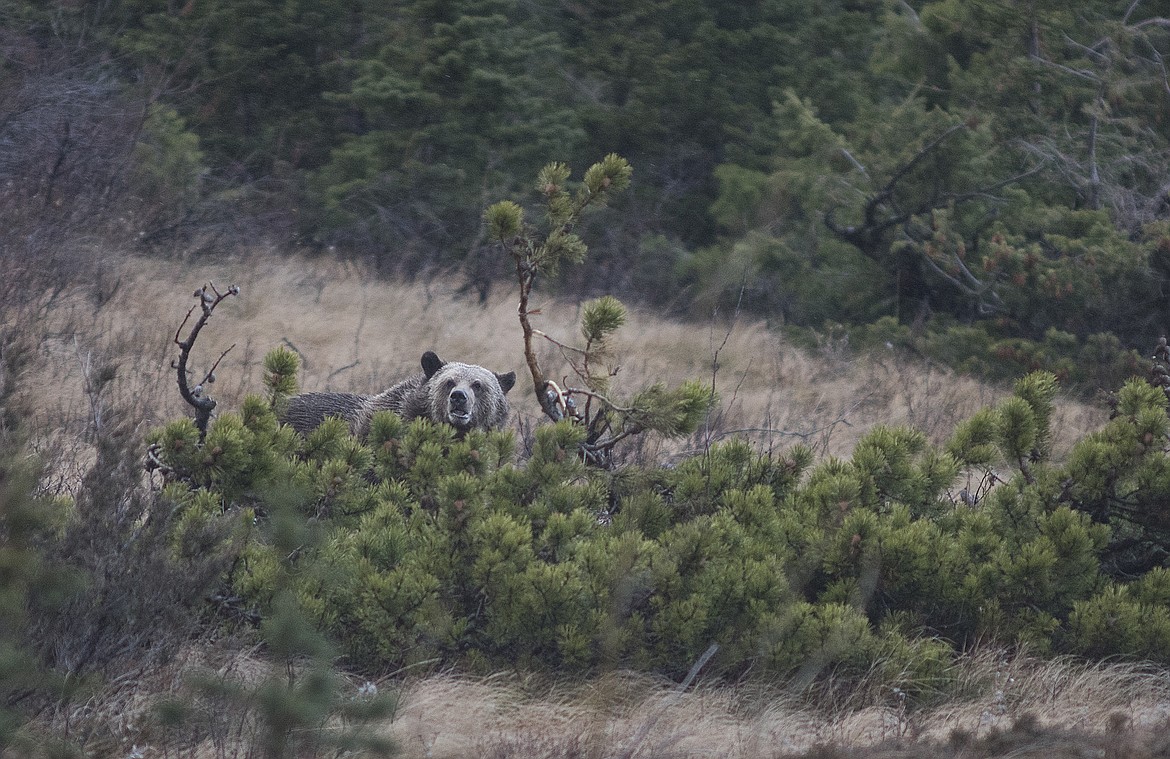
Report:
825,123,1046,315
173,281,239,438
325,360,360,385
825,124,969,256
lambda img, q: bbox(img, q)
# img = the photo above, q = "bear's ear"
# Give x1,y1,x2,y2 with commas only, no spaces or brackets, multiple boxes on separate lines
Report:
497,371,516,394
421,351,444,379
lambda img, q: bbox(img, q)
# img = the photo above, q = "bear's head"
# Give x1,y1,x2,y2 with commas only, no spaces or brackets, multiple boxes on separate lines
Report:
421,351,516,432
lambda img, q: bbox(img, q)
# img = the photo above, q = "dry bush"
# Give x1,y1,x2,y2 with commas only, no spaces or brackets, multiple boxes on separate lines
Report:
24,421,240,683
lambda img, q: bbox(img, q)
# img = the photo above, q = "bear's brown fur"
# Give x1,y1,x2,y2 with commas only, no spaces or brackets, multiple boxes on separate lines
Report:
281,351,515,438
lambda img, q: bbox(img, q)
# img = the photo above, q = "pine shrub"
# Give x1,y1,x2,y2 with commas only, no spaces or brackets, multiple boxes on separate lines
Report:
140,354,1170,697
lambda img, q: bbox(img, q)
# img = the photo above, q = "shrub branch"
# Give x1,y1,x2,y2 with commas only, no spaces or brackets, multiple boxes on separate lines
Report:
172,281,239,437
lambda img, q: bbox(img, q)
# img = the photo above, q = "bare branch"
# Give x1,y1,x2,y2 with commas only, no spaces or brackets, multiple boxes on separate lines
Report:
877,124,966,203
1123,0,1144,25
917,248,1004,314
940,161,1047,206
827,125,1043,270
563,385,636,414
512,249,557,422
839,148,870,178
1132,17,1170,31
1030,53,1102,83
1064,32,1112,61
73,336,105,437
533,328,589,356
325,360,360,384
172,281,240,438
825,125,973,256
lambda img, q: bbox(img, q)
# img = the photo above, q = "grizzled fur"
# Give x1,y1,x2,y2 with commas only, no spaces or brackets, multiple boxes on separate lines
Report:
282,351,515,438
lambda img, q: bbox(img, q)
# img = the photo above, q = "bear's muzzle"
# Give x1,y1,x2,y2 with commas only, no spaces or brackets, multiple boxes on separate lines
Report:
448,388,472,426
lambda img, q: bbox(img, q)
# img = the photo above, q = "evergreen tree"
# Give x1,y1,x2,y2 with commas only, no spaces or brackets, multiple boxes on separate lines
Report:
311,0,586,267
485,155,713,465
117,0,356,177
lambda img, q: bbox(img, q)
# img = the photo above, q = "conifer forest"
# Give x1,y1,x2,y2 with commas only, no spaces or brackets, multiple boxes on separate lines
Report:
5,1,1170,757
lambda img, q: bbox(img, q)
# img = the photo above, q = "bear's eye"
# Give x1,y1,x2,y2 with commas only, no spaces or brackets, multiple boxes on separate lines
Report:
471,381,482,392
444,379,456,390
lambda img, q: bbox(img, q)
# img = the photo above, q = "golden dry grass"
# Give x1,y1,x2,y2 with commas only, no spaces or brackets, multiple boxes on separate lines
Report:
388,655,1170,758
20,250,1105,482
56,643,1170,758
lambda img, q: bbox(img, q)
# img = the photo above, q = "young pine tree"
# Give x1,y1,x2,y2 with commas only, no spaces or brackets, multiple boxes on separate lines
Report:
484,155,713,466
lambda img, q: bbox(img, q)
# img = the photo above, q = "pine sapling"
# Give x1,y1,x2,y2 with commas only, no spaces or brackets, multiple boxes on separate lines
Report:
485,155,713,466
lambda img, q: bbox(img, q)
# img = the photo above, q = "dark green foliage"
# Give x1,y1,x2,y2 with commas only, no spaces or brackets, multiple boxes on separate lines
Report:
116,0,353,177
308,0,587,266
131,104,207,231
264,346,300,403
847,319,1144,393
6,0,1169,385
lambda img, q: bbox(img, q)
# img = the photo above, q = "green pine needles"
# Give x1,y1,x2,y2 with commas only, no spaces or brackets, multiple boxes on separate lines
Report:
486,155,712,466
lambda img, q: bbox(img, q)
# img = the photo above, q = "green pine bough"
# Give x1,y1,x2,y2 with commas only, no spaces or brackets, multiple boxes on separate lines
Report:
485,155,713,467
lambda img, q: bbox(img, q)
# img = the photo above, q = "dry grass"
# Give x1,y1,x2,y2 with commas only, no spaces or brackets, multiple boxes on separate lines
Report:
54,644,1170,758
20,250,1105,483
394,656,1170,757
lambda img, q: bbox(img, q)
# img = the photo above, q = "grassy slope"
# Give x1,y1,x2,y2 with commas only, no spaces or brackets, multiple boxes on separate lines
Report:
23,250,1170,758
25,251,1104,480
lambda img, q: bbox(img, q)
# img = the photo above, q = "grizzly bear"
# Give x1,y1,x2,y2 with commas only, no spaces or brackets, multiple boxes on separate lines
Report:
281,351,516,438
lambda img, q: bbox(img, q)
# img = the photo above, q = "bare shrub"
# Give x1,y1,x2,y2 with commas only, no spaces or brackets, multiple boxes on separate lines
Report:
0,43,147,270
0,30,151,443
25,425,240,684
20,331,242,688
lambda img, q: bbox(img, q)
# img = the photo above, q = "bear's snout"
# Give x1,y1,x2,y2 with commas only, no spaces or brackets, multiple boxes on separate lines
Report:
449,388,469,411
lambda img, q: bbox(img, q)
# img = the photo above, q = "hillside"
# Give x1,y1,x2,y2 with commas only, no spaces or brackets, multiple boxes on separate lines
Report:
4,2,1170,755
5,1,1169,381
15,250,1170,758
